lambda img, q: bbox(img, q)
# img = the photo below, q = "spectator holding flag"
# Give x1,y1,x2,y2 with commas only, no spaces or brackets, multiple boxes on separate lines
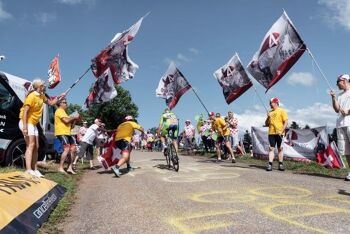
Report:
54,98,80,174
330,74,350,181
265,97,288,171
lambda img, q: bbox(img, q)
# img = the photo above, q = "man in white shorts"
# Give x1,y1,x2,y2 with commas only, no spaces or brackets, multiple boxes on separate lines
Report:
330,74,350,181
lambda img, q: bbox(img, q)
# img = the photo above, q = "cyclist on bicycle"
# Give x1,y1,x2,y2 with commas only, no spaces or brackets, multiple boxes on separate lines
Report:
157,108,179,153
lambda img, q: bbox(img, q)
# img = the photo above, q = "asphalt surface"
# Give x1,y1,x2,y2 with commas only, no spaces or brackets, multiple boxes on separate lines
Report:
60,151,350,234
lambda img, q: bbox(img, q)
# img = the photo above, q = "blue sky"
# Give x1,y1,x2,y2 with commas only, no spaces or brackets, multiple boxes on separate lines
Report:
1,0,349,135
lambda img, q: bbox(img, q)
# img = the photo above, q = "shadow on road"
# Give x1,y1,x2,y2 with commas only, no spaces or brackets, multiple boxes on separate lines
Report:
153,164,171,170
292,172,344,180
338,189,350,196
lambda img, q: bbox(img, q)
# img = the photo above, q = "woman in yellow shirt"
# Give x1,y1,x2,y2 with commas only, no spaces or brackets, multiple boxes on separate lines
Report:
19,79,63,177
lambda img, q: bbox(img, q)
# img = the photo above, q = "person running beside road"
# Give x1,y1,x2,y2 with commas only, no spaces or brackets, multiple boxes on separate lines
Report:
111,116,144,177
73,118,103,169
19,79,64,177
182,120,195,154
54,98,80,174
330,74,350,181
227,111,244,155
209,112,235,163
157,108,179,153
265,97,288,171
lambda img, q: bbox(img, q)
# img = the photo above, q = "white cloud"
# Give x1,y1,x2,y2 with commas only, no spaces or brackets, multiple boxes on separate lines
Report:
0,1,12,21
318,0,350,30
236,102,337,136
177,53,190,62
287,72,316,86
35,12,56,25
189,48,200,54
57,0,96,5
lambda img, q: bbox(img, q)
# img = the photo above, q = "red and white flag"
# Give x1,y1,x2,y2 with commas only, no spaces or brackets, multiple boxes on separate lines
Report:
316,141,345,169
97,133,122,170
91,16,143,84
247,11,306,91
85,68,118,108
47,54,61,89
156,62,192,109
214,53,252,104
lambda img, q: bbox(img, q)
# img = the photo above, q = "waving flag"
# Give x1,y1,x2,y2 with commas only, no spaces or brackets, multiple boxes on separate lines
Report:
247,11,306,91
47,55,61,89
156,62,191,109
214,53,252,104
85,68,118,108
91,16,143,84
316,141,345,169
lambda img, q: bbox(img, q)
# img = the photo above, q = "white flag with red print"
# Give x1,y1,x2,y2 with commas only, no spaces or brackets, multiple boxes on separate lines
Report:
214,53,252,104
85,68,118,108
247,11,306,91
91,16,143,84
156,62,192,109
47,54,61,89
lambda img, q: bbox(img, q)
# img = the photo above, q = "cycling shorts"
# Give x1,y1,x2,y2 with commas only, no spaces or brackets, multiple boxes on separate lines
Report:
161,124,178,139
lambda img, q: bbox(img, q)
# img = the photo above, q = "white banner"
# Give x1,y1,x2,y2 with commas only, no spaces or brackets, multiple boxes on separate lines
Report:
251,126,328,161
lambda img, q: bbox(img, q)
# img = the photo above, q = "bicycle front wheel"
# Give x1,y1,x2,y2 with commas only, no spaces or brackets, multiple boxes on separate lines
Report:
170,144,179,172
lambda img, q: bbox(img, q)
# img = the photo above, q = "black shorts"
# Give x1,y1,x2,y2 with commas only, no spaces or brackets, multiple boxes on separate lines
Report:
268,135,283,148
216,136,230,144
116,139,130,152
57,135,76,147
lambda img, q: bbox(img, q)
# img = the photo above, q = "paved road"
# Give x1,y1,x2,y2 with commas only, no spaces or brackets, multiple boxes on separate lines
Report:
61,151,350,234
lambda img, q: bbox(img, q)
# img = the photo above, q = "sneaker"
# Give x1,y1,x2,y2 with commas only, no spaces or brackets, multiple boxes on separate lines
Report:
266,164,272,171
162,146,168,154
231,158,236,164
278,163,285,171
345,173,350,181
25,170,37,177
111,166,121,177
34,170,44,177
216,159,223,162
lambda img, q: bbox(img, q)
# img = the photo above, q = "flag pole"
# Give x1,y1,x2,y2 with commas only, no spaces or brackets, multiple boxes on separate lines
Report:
191,87,210,115
282,10,333,91
64,66,92,96
306,48,333,90
252,84,269,113
236,52,269,113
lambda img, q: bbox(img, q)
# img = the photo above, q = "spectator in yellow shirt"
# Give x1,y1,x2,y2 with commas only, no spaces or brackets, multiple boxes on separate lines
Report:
54,98,80,174
19,79,64,177
265,97,288,171
209,112,235,163
111,116,144,177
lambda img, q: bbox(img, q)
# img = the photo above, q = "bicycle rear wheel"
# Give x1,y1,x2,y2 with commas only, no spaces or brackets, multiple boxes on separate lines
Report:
164,147,171,168
170,144,179,172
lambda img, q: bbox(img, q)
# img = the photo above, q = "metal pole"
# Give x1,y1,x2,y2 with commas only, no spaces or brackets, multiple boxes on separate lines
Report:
191,87,209,115
64,66,92,96
306,48,333,90
252,84,269,113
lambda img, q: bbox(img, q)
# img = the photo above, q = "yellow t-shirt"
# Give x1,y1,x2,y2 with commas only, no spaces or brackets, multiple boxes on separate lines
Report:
54,108,71,136
19,91,47,125
212,117,230,137
115,121,142,142
268,107,288,135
